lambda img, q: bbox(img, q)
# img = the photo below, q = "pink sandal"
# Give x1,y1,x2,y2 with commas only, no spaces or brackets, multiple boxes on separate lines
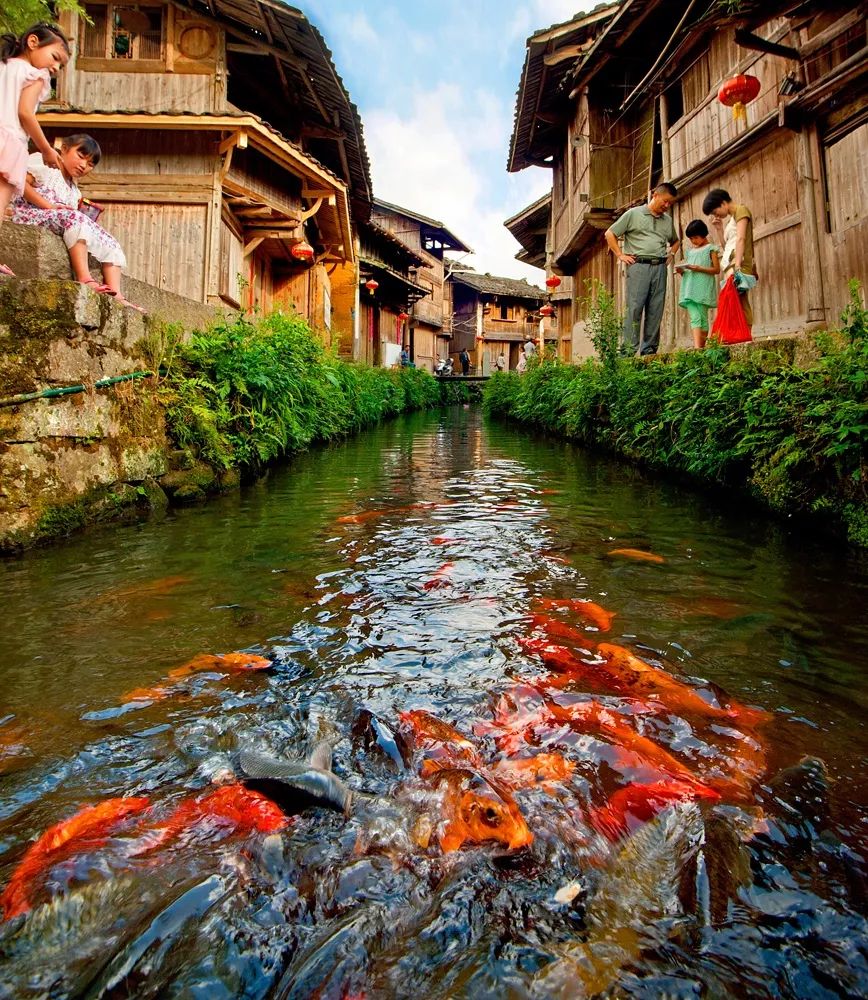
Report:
0,263,15,277
80,278,117,295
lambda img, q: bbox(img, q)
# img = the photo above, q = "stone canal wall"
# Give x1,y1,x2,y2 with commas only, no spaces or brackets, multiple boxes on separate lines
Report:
0,224,224,552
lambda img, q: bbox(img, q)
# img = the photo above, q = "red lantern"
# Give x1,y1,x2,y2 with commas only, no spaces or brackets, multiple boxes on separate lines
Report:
545,275,562,290
717,74,760,122
364,278,379,294
290,240,314,262
539,303,554,317
397,311,410,322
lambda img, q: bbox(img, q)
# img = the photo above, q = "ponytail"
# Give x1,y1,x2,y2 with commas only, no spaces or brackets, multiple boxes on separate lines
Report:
0,22,70,63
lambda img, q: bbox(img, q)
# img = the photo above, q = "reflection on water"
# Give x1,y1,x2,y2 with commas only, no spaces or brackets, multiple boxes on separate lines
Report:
1,406,866,998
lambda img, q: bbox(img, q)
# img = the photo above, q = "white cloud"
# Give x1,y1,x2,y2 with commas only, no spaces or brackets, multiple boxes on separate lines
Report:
364,83,552,281
333,10,379,47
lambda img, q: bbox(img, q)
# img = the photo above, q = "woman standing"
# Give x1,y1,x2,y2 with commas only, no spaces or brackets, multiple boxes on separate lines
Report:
702,188,757,329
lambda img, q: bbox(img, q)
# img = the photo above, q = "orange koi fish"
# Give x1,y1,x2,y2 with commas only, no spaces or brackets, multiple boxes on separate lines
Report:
595,643,738,721
430,536,457,546
336,508,403,525
589,778,721,841
529,615,599,649
535,598,616,632
473,684,561,756
489,752,576,790
0,797,151,919
122,651,272,704
422,562,455,591
549,699,706,789
134,784,288,854
399,709,478,758
607,548,666,564
425,767,534,852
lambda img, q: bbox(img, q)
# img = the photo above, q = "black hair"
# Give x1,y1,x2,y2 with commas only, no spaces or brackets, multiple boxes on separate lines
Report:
685,219,708,239
61,133,102,166
653,182,677,197
0,22,70,62
702,188,731,214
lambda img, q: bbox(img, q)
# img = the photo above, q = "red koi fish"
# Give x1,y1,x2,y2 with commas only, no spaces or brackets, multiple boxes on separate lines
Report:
422,562,455,591
607,548,666,564
336,508,405,525
535,599,616,632
430,537,458,546
133,784,288,855
590,779,721,841
122,651,272,703
489,752,576,790
0,797,151,919
473,684,560,756
426,767,534,852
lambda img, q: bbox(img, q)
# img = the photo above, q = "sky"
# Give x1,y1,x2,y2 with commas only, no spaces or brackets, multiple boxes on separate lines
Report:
300,0,595,281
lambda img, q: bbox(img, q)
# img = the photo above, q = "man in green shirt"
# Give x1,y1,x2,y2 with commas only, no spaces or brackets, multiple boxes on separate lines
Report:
605,182,680,355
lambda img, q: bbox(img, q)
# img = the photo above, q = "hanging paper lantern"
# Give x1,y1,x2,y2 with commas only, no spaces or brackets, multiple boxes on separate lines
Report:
397,311,410,322
364,278,379,294
717,74,760,122
545,275,562,290
539,303,555,317
290,240,314,262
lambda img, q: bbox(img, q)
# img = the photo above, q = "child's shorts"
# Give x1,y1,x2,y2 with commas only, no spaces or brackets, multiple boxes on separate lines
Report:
682,299,710,330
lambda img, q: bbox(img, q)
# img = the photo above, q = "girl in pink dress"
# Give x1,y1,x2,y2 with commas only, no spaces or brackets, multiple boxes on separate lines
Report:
0,22,69,276
13,134,142,310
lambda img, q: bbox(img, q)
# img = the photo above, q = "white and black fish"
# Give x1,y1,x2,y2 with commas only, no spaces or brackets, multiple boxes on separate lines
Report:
236,740,354,816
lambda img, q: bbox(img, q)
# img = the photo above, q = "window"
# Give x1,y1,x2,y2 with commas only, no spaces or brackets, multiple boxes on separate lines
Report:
82,3,165,64
500,302,509,320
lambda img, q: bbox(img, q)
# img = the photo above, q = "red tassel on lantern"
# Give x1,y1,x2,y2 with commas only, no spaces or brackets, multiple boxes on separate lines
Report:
718,74,760,122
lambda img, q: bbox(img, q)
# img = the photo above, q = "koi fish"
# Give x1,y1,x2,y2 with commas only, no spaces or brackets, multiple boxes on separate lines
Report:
607,548,666,564
121,650,272,703
589,778,721,841
489,752,576,790
529,614,599,648
595,643,737,720
422,562,455,591
399,709,478,763
133,784,288,856
1,797,150,919
430,536,458,546
236,741,354,815
535,598,616,632
425,766,534,852
473,684,561,756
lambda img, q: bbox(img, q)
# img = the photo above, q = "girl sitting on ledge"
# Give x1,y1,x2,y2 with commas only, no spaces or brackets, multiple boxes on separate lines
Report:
12,133,143,312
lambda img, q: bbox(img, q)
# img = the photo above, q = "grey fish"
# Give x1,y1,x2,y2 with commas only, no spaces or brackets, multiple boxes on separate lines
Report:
533,802,704,999
237,740,353,815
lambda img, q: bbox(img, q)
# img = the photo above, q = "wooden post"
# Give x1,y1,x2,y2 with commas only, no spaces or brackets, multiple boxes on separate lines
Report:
475,300,484,374
659,91,678,352
798,125,827,327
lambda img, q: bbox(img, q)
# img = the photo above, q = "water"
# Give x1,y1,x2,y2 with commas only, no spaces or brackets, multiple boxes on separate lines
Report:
1,406,866,998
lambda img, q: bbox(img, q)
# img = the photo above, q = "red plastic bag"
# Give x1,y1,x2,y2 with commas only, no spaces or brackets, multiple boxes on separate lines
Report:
711,275,752,344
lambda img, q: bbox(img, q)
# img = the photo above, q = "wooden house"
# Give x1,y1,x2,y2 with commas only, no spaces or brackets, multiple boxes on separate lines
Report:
508,0,868,354
447,269,546,373
40,0,372,334
370,200,470,372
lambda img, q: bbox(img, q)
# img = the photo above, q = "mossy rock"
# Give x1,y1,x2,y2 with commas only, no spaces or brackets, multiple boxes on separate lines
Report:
159,460,217,503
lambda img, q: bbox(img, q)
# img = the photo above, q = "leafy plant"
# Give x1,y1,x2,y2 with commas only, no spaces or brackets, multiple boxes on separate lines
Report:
1,1,86,34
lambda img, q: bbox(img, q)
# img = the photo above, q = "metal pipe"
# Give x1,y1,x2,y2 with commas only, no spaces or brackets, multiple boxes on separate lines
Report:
0,370,153,408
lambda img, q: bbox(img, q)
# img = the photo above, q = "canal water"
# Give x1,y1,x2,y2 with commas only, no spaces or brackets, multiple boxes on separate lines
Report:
1,405,866,998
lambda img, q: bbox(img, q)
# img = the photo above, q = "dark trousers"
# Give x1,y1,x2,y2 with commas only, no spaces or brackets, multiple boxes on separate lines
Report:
623,262,667,355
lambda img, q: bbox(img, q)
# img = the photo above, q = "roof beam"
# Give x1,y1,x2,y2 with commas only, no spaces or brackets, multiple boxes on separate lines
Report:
734,27,799,60
543,40,594,67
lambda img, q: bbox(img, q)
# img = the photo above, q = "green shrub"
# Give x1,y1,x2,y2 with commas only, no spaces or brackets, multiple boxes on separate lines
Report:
160,312,441,471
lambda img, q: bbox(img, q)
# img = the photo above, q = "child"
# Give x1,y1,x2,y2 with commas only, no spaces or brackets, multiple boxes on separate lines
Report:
0,22,69,276
12,133,143,311
676,219,720,349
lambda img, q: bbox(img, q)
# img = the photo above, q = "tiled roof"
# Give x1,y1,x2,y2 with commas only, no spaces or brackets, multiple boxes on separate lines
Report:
372,198,472,253
449,271,545,301
364,221,430,268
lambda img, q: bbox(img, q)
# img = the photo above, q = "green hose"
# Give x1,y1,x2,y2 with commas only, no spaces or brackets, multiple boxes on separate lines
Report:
0,370,154,408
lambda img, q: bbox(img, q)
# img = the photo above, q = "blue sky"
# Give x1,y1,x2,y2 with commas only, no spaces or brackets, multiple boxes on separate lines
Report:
300,0,594,280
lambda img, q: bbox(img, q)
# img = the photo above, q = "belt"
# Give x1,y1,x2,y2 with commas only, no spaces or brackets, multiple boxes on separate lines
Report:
632,256,667,264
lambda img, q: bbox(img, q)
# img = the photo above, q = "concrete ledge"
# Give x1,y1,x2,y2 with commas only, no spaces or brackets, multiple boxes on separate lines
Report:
2,221,225,332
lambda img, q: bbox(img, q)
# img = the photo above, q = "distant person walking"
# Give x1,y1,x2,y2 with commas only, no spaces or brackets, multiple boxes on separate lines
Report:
459,348,470,376
605,182,680,356
495,351,506,372
702,188,757,331
516,351,527,375
523,337,536,359
676,219,720,349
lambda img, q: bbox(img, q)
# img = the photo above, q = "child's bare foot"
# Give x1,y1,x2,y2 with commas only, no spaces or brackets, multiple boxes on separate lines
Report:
0,263,15,277
117,296,145,314
80,277,117,295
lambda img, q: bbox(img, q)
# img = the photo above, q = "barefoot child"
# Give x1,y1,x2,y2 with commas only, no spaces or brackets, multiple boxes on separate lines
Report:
0,22,69,276
12,133,143,311
676,219,720,349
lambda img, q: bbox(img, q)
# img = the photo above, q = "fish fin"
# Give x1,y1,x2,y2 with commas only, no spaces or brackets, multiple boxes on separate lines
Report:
308,740,333,772
237,748,308,781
